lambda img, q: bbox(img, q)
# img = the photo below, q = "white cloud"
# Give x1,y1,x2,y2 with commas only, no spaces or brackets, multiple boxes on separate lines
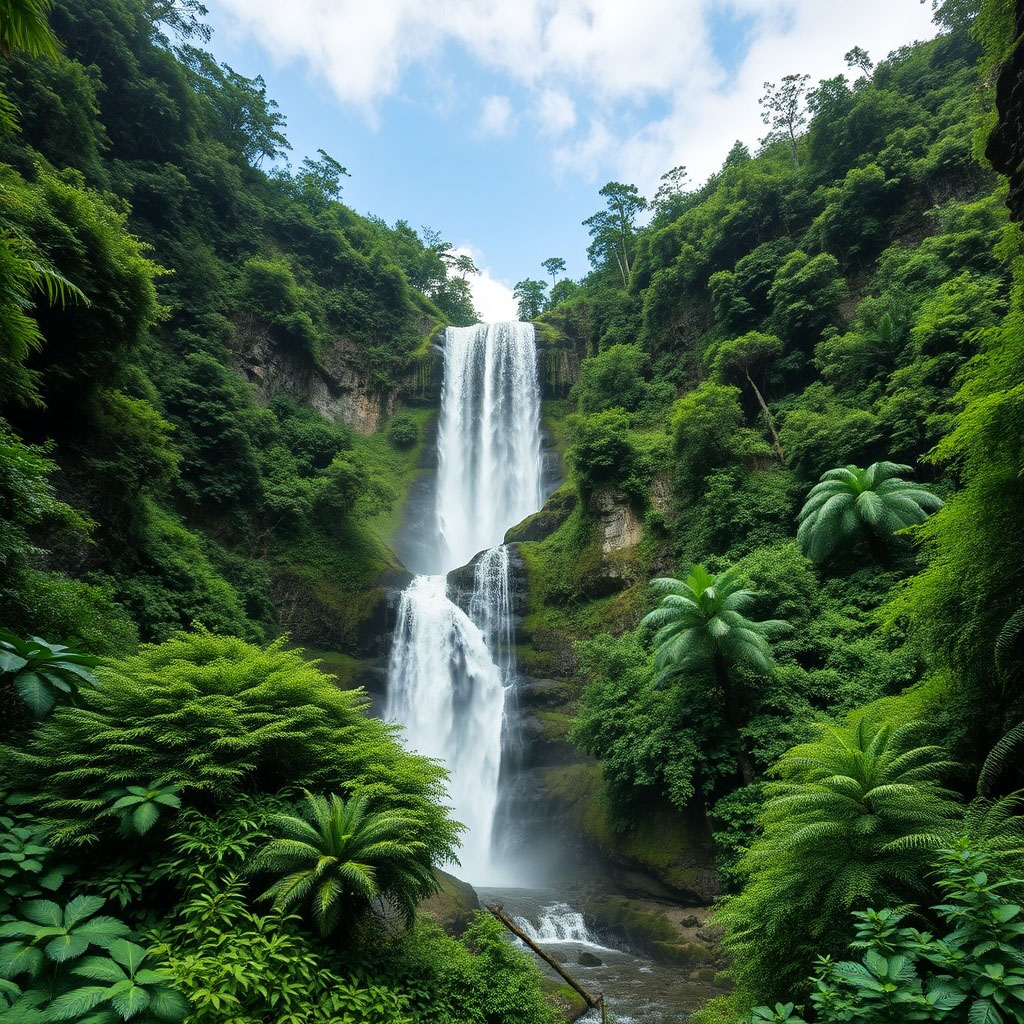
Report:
213,0,939,187
453,246,518,322
536,89,576,136
478,94,515,137
470,268,519,322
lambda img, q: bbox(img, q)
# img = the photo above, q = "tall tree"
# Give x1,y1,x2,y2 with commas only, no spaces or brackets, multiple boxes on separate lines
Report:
541,257,565,289
513,278,547,320
641,565,788,783
652,164,690,217
711,332,785,460
843,45,873,76
583,181,647,285
759,74,811,166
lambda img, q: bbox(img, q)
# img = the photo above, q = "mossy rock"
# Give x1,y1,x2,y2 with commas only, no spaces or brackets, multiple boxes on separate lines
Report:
651,940,714,967
505,487,577,543
542,764,718,902
417,870,480,936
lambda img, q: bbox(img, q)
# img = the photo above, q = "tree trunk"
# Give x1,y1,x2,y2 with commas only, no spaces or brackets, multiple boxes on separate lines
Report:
613,251,627,287
744,368,785,461
483,902,601,1011
715,653,755,786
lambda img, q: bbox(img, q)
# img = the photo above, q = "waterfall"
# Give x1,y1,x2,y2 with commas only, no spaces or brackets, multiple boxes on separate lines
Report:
436,323,544,569
512,904,602,946
385,322,544,882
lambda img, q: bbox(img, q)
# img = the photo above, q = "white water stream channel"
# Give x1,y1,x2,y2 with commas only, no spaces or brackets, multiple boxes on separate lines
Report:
385,322,544,881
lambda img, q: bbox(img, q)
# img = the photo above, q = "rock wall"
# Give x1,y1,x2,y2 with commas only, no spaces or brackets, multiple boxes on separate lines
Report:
987,0,1024,223
231,313,444,434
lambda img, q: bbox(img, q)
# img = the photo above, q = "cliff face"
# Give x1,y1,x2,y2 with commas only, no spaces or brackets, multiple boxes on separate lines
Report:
231,314,444,434
987,0,1024,222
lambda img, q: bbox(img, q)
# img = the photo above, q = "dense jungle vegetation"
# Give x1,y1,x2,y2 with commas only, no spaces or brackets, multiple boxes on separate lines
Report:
518,0,1024,1020
1,0,1024,1021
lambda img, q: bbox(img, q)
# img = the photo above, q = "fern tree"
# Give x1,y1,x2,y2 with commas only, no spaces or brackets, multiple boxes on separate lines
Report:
797,462,943,563
246,790,437,935
640,564,788,784
716,719,962,1004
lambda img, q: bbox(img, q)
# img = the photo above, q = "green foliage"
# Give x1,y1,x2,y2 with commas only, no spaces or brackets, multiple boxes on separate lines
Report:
0,630,99,718
3,631,460,861
753,845,1024,1024
0,892,186,1024
387,411,419,450
571,344,651,414
513,278,547,320
0,424,89,598
382,914,559,1024
642,565,789,682
564,409,637,499
0,895,129,973
797,462,943,563
671,383,773,493
717,719,962,1003
0,230,86,407
154,866,410,1024
247,790,437,934
106,781,181,838
571,630,709,812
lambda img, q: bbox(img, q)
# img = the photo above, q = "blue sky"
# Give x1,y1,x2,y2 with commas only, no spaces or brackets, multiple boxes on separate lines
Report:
203,0,939,319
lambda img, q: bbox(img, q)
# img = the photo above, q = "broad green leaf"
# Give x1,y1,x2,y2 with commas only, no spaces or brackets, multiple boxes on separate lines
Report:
0,653,28,673
148,987,189,1021
64,896,106,929
41,984,107,1022
106,941,147,974
71,956,128,983
44,934,89,963
13,673,53,718
131,803,160,835
19,902,62,928
0,942,44,979
73,918,130,949
109,983,150,1020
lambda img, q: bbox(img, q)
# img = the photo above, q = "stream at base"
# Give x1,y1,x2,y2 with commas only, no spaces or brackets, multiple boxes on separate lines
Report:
478,888,722,1023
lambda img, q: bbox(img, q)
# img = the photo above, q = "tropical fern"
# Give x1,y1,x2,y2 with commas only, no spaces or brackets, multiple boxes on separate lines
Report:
0,632,461,864
246,790,438,935
715,719,962,1003
641,564,788,782
797,461,943,562
641,564,789,681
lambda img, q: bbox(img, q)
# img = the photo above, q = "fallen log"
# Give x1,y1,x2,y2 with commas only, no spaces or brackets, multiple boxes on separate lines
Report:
482,901,603,1016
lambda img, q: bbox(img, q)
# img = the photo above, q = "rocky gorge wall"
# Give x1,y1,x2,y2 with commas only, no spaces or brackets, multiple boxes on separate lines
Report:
230,312,445,434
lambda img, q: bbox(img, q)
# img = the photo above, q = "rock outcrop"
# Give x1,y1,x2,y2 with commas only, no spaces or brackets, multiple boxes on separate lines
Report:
231,314,443,434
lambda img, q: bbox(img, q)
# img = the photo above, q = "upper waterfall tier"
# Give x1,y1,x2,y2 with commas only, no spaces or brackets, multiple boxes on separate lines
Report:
435,322,544,573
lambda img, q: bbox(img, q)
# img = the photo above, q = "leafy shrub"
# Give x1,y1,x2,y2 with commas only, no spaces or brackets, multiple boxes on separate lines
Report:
752,845,1024,1024
565,410,636,499
3,631,460,863
387,412,419,449
716,720,962,1004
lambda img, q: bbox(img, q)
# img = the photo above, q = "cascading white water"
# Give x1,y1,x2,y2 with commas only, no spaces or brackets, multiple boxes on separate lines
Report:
512,904,603,947
436,323,544,569
385,323,544,882
385,576,505,875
